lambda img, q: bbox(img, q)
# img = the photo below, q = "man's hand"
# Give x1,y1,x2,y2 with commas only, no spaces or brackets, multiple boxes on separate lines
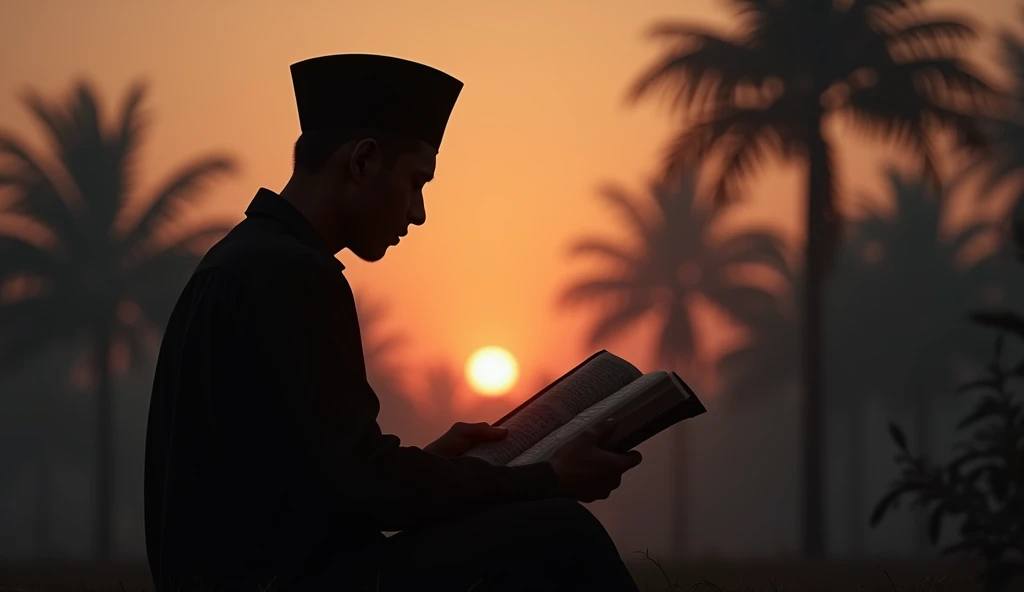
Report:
548,418,643,503
424,421,509,457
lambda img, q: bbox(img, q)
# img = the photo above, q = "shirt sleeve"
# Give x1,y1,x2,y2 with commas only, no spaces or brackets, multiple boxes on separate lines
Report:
255,259,559,531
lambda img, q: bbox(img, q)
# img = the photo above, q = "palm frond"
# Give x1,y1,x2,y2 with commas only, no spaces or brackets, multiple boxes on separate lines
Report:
999,30,1024,97
666,100,802,205
120,228,211,328
24,81,132,235
19,87,77,153
845,79,948,189
0,133,85,249
115,81,147,164
652,169,712,225
887,19,977,57
948,219,997,255
628,25,771,113
110,81,149,231
714,230,793,276
0,235,65,281
119,156,237,250
900,57,1001,108
565,238,637,266
558,276,635,308
355,292,410,378
973,125,1024,197
845,187,890,223
594,183,655,237
127,220,233,265
850,0,927,20
725,0,773,16
587,298,650,347
366,334,408,362
710,284,783,326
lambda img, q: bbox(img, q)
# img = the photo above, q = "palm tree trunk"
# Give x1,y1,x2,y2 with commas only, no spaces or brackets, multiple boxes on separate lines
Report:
802,110,830,557
846,400,864,556
94,320,114,560
671,428,688,555
913,399,930,554
36,439,51,556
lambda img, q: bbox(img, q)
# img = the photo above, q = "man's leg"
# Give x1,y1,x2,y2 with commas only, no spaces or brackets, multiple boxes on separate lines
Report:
356,498,640,592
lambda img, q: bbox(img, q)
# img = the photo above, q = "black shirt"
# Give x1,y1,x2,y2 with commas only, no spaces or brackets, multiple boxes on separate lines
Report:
143,188,557,589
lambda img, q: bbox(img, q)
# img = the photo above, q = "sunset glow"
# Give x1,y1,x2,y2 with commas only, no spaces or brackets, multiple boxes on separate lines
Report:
466,346,519,396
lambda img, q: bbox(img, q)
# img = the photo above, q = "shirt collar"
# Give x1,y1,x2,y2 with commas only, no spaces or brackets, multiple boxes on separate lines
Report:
244,188,345,271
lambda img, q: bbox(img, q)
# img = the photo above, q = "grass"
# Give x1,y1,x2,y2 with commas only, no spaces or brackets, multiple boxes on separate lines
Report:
628,551,989,592
0,553,1009,591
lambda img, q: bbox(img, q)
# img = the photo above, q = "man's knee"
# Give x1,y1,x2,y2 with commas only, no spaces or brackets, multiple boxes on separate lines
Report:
516,498,611,542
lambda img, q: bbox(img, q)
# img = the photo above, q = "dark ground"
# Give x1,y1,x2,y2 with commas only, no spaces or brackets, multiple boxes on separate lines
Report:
0,558,1008,591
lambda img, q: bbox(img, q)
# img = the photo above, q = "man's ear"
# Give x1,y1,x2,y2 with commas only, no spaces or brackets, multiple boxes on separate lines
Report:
349,138,383,184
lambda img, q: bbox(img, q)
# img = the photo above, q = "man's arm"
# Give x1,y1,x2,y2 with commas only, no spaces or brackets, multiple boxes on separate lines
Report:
260,261,559,531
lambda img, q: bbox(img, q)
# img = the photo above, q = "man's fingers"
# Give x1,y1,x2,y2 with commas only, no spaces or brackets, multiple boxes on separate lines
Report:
586,418,618,444
453,421,508,440
599,449,642,472
624,450,643,469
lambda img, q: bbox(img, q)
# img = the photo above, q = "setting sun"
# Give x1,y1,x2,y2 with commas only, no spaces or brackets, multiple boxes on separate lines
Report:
466,346,519,396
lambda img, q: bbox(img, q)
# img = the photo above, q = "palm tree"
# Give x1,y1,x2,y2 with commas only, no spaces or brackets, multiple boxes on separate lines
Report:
559,169,789,552
628,0,994,554
0,80,237,559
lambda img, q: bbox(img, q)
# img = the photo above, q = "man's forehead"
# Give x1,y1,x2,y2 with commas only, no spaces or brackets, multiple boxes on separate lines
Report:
407,147,437,176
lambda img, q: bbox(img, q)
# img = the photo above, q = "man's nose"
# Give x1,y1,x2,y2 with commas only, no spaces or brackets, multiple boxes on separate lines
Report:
408,199,426,226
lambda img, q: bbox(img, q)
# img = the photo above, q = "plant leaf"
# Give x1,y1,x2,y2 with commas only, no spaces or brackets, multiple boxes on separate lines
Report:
969,310,1024,341
871,486,911,526
889,421,909,451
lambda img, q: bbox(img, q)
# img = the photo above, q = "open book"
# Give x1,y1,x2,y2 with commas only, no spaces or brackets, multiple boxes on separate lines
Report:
461,350,707,467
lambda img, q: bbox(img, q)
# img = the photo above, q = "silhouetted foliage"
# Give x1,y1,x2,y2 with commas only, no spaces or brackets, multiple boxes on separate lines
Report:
629,0,997,553
0,79,237,558
871,328,1024,592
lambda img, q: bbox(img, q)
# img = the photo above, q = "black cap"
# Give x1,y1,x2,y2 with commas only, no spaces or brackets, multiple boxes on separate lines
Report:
289,54,463,152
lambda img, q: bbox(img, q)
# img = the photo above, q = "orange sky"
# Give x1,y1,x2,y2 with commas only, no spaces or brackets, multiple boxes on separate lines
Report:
1,0,1019,407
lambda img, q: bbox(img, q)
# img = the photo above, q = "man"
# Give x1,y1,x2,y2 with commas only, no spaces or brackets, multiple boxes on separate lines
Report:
144,53,643,591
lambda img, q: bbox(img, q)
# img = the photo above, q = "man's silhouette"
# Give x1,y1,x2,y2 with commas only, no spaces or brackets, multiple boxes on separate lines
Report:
144,54,643,591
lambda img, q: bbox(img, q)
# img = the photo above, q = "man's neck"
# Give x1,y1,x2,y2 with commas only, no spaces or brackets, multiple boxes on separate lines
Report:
278,175,344,255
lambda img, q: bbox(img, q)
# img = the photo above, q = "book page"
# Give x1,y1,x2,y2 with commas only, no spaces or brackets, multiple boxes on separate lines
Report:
508,372,666,466
461,352,642,465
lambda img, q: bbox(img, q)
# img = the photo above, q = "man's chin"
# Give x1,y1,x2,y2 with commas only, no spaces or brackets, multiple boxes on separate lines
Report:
349,243,390,263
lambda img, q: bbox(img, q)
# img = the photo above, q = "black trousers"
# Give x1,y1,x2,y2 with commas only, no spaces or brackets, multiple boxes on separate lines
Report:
313,498,641,591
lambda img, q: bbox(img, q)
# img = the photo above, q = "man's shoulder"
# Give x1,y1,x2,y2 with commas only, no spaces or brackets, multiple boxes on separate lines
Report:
197,218,346,285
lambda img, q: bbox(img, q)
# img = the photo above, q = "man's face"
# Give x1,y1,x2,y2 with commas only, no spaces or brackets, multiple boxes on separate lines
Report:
342,139,435,262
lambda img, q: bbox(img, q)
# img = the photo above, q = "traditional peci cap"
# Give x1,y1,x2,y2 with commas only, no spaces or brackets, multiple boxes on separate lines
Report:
289,53,464,152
